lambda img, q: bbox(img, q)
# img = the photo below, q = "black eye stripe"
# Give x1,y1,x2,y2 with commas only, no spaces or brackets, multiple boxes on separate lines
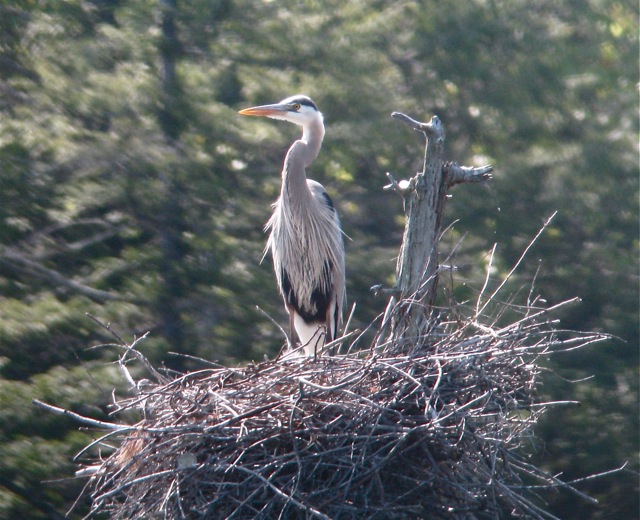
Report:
290,98,317,111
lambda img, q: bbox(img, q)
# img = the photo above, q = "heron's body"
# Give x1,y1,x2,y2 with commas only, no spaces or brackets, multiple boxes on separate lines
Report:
240,95,345,355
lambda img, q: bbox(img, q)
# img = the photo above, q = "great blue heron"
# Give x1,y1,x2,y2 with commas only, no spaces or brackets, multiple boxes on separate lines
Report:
239,95,345,356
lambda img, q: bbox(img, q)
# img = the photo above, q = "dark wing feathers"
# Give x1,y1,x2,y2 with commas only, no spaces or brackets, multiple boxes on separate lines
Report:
320,190,335,212
280,262,333,324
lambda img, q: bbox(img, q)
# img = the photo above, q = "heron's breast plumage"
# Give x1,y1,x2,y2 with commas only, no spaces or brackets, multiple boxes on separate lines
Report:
265,182,345,321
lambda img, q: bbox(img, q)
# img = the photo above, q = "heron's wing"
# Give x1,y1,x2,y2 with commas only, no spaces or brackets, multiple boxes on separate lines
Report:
306,180,335,212
319,189,336,213
281,262,333,323
306,179,346,340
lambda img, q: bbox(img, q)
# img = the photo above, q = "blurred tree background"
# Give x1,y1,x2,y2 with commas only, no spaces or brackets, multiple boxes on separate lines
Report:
0,0,637,518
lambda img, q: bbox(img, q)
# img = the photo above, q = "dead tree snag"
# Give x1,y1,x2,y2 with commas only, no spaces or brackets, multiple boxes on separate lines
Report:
380,112,492,348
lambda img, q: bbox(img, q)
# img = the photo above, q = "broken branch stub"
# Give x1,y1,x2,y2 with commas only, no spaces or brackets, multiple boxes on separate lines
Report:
383,112,492,347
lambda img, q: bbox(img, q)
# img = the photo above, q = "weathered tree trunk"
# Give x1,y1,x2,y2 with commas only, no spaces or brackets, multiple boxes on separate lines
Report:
379,112,492,349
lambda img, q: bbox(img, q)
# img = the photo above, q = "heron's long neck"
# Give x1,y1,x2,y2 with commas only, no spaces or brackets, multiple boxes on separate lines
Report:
301,117,324,167
281,117,324,201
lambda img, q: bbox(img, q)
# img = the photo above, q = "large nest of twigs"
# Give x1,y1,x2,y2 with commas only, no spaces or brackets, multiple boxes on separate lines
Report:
75,299,602,519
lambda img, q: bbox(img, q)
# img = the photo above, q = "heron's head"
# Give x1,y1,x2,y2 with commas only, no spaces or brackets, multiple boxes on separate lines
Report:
239,95,322,128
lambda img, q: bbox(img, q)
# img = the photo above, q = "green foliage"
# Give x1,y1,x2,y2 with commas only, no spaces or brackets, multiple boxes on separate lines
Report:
0,0,636,517
0,363,122,518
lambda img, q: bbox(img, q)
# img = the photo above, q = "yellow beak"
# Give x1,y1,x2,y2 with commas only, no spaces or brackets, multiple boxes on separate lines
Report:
238,103,288,117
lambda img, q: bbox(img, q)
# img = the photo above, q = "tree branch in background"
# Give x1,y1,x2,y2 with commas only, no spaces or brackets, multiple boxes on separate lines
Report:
0,249,128,303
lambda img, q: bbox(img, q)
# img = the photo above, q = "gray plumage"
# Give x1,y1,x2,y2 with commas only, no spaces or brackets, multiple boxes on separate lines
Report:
240,95,345,355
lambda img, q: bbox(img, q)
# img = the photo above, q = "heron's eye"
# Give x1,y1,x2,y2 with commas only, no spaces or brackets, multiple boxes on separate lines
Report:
292,103,301,111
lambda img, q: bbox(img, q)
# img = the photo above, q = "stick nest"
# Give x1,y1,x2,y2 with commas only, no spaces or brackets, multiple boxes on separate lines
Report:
77,301,602,520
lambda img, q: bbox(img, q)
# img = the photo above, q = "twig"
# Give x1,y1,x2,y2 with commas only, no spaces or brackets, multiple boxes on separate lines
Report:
32,399,128,431
478,212,557,316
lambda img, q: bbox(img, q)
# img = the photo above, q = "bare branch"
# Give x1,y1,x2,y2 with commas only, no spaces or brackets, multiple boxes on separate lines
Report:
446,161,493,186
32,399,128,431
391,111,441,136
0,249,132,303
